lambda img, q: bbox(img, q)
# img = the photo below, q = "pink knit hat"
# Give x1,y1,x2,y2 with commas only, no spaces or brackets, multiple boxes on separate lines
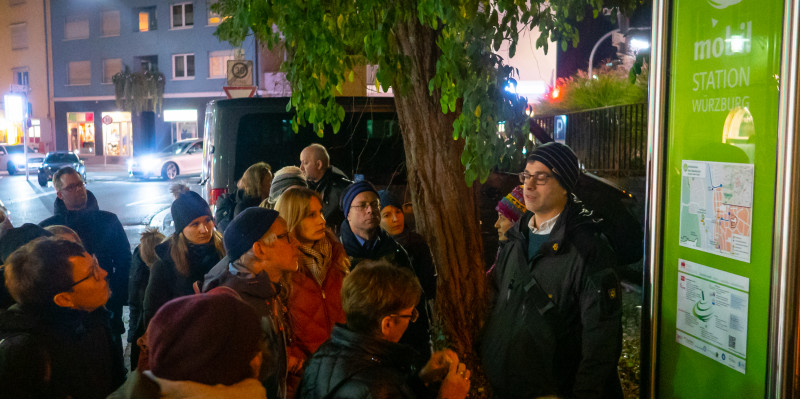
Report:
495,185,527,223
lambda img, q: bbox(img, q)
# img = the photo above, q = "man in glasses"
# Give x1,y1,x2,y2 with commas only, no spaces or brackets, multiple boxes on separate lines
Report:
481,142,623,398
338,181,433,362
0,238,125,397
39,167,131,352
202,207,299,399
299,260,469,399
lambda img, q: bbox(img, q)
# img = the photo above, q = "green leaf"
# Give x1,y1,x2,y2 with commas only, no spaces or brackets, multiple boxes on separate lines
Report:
348,70,355,82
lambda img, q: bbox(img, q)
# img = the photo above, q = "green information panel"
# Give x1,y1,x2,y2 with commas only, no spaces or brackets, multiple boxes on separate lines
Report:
659,0,783,397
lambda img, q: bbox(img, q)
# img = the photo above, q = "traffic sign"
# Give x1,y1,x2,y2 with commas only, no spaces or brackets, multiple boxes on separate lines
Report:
223,86,257,99
102,115,113,125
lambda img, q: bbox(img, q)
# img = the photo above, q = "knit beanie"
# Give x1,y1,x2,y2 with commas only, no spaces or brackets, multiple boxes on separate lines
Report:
148,288,262,386
268,166,308,205
224,207,279,262
527,142,580,193
0,224,53,263
495,185,527,223
171,191,212,234
340,181,378,217
377,189,403,211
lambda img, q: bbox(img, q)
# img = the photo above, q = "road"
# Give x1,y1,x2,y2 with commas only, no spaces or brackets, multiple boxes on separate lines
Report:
0,165,205,250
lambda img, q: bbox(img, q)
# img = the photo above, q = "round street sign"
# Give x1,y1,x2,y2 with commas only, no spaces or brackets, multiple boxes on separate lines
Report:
102,115,113,125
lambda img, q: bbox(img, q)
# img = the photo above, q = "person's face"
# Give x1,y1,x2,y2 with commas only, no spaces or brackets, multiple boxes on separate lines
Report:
299,149,323,181
495,213,513,241
380,205,405,236
62,253,110,312
381,306,416,343
260,218,300,280
183,216,215,245
57,173,88,211
522,161,567,217
347,191,380,238
296,197,326,243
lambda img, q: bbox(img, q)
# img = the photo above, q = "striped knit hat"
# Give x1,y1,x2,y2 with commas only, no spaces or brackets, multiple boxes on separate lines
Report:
495,186,527,223
527,142,580,193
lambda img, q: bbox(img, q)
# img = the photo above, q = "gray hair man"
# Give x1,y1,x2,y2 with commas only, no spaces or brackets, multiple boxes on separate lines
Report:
299,143,351,230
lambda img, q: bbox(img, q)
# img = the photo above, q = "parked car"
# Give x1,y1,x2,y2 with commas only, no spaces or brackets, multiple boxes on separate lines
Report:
128,138,203,180
37,151,86,187
0,144,45,175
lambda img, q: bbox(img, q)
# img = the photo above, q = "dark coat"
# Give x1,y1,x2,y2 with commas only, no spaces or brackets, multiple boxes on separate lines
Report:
40,191,131,336
392,230,437,302
480,199,623,399
214,188,262,233
0,304,126,398
143,239,222,324
310,166,351,230
127,246,149,369
297,324,432,399
339,222,432,362
203,259,289,399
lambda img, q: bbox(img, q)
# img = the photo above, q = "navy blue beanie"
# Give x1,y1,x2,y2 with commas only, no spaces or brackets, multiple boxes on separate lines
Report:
223,207,279,262
171,191,212,234
340,181,378,217
377,189,403,211
527,142,580,193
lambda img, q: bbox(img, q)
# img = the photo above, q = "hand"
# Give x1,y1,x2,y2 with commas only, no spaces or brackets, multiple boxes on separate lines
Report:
419,349,458,385
438,358,470,399
287,355,305,374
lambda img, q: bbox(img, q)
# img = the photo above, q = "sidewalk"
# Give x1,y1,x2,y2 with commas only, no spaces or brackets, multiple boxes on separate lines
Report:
84,162,129,181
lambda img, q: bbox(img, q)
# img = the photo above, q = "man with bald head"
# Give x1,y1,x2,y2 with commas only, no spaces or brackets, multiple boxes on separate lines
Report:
299,144,351,231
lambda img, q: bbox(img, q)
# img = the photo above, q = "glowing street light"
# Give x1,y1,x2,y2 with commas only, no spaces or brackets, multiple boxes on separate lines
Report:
3,94,24,122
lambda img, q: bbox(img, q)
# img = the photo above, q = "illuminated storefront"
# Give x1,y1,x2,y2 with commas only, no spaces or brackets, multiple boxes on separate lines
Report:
67,112,95,155
163,109,198,142
101,111,132,157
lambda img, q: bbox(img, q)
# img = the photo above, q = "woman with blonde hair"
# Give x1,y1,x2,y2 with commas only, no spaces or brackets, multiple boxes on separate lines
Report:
275,186,349,396
215,162,273,231
144,192,225,324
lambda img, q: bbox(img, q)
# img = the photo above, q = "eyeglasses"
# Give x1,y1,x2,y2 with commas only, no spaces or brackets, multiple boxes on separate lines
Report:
518,171,553,186
388,307,419,323
62,181,85,192
70,255,103,288
275,232,292,244
351,201,380,212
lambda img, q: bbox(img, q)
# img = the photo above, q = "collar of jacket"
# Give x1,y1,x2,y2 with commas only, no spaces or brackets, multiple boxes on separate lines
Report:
4,303,109,336
207,265,281,301
339,220,396,259
330,323,419,373
53,190,100,217
509,197,600,259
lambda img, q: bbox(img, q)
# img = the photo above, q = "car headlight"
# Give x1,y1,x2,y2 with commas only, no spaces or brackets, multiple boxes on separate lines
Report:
11,154,25,165
140,156,160,173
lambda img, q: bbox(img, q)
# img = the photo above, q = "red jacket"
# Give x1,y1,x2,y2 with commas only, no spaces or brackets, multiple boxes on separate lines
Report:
288,231,349,362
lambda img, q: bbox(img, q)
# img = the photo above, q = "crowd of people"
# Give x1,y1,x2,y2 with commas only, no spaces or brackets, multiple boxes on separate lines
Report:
0,142,624,398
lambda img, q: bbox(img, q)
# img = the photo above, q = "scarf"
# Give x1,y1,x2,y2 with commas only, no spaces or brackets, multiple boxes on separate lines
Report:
298,235,333,286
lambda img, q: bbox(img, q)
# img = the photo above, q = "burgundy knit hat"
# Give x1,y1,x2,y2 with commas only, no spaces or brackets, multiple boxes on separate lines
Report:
495,185,527,223
148,288,261,386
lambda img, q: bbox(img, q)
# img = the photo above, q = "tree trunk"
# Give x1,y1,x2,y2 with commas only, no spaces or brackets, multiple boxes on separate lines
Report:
393,18,488,361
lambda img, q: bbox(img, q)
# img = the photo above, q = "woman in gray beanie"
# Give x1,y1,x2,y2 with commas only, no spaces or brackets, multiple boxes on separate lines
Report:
143,191,225,325
263,166,308,209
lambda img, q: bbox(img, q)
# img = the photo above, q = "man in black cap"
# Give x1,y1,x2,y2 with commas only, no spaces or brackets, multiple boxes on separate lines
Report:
39,167,130,349
480,142,623,399
202,207,299,399
339,181,432,362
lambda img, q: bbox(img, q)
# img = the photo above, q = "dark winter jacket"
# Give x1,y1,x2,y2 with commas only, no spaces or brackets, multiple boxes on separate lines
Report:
0,304,126,398
214,188,262,233
143,239,222,324
127,246,149,369
480,199,623,398
203,260,289,399
310,166,351,231
39,190,131,336
392,230,437,302
339,222,432,362
298,324,432,399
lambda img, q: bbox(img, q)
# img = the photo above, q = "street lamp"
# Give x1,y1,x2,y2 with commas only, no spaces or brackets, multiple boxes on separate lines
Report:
4,93,30,180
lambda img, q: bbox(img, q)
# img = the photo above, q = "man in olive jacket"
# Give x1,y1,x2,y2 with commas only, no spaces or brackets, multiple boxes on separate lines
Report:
481,143,623,398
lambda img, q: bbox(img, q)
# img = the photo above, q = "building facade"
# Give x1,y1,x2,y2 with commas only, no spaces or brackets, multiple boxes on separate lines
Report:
0,0,52,151
50,0,255,161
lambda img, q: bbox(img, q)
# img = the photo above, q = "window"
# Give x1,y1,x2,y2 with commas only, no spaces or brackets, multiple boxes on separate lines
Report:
208,50,234,78
171,2,194,29
134,55,158,72
10,23,27,50
13,68,29,87
134,6,157,32
102,59,122,84
64,16,89,40
173,54,195,79
101,10,120,36
68,61,91,85
207,0,220,25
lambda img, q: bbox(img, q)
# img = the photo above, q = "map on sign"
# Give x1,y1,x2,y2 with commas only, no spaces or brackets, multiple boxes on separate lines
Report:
679,160,754,262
